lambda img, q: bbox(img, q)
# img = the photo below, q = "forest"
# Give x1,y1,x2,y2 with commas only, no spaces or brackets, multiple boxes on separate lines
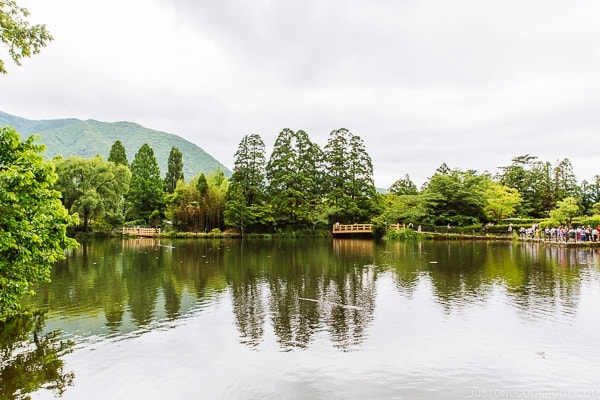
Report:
45,128,600,236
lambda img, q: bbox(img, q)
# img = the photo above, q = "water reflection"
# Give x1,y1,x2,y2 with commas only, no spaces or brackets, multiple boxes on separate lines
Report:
0,311,74,399
375,241,592,320
9,239,600,399
24,239,600,348
223,240,377,350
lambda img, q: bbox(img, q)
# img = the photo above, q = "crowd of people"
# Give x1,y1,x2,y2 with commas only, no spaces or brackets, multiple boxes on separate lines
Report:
517,223,600,242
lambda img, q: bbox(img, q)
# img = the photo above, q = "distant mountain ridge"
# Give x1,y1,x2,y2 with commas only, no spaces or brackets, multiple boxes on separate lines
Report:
0,111,231,179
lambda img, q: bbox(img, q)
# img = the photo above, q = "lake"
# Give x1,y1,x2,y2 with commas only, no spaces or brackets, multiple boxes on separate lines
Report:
4,238,600,399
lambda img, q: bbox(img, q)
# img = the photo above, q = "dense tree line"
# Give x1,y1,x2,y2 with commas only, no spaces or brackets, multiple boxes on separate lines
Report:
383,154,600,229
224,128,378,233
45,133,600,235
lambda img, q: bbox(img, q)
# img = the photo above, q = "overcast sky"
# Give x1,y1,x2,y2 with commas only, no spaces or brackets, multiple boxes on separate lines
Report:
2,0,600,188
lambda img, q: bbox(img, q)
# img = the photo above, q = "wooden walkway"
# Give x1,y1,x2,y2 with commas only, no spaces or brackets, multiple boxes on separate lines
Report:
122,227,161,237
332,224,373,234
332,223,411,234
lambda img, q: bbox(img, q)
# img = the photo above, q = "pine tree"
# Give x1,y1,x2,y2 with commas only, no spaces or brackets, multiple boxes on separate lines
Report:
107,140,128,166
323,128,377,223
224,134,268,233
164,147,184,194
389,174,418,195
125,143,164,225
266,128,324,228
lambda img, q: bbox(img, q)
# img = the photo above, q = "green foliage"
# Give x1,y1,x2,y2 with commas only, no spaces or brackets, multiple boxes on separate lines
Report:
422,168,488,226
384,227,424,240
498,154,578,218
166,170,227,232
225,134,269,233
388,174,418,195
164,146,184,194
577,176,600,215
377,192,436,226
323,128,378,223
107,139,128,166
54,155,131,231
483,181,522,221
266,128,324,229
548,197,581,226
125,143,165,224
196,173,208,195
0,127,78,320
0,0,53,73
574,215,600,229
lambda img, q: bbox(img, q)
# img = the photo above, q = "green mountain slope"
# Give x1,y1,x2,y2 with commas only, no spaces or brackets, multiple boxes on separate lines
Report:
0,111,231,179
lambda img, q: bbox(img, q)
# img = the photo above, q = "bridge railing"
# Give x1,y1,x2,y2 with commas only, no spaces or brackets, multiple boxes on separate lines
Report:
122,227,161,237
332,223,373,233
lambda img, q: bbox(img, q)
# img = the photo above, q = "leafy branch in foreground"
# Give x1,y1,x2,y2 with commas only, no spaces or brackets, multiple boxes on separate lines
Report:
0,0,53,73
0,127,78,321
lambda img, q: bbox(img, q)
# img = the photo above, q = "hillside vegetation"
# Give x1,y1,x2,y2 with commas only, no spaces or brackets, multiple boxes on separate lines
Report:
0,111,231,178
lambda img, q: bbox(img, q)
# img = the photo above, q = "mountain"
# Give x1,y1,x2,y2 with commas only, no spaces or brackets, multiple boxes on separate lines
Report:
0,111,231,179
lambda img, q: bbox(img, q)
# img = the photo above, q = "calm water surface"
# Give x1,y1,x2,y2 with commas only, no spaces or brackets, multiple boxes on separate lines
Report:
5,238,600,399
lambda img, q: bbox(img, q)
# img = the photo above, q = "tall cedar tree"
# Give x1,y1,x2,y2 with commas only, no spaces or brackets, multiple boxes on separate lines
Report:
266,128,324,228
498,154,578,218
125,143,164,224
164,147,184,194
324,128,377,223
224,134,267,233
108,140,128,166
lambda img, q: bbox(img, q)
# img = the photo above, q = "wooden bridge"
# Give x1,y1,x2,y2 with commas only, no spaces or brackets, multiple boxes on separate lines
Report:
332,223,409,235
332,223,374,234
122,226,161,237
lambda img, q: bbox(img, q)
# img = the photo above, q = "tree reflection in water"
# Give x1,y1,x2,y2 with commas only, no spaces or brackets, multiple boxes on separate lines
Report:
227,239,378,351
0,310,74,399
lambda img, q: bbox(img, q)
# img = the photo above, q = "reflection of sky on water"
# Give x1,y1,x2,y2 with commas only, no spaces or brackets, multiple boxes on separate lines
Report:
19,239,600,399
26,239,600,348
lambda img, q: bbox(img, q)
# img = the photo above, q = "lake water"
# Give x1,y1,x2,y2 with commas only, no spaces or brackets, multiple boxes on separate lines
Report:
5,238,600,399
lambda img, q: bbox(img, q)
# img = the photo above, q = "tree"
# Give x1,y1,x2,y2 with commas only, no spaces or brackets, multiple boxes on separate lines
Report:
54,155,131,231
577,176,600,215
483,182,522,222
377,192,435,226
107,140,128,166
224,134,269,233
266,128,324,229
549,197,581,226
166,170,228,232
164,146,184,194
323,128,377,223
0,0,53,74
0,127,78,320
388,174,418,196
498,154,564,217
423,168,488,226
125,143,164,225
552,158,578,201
